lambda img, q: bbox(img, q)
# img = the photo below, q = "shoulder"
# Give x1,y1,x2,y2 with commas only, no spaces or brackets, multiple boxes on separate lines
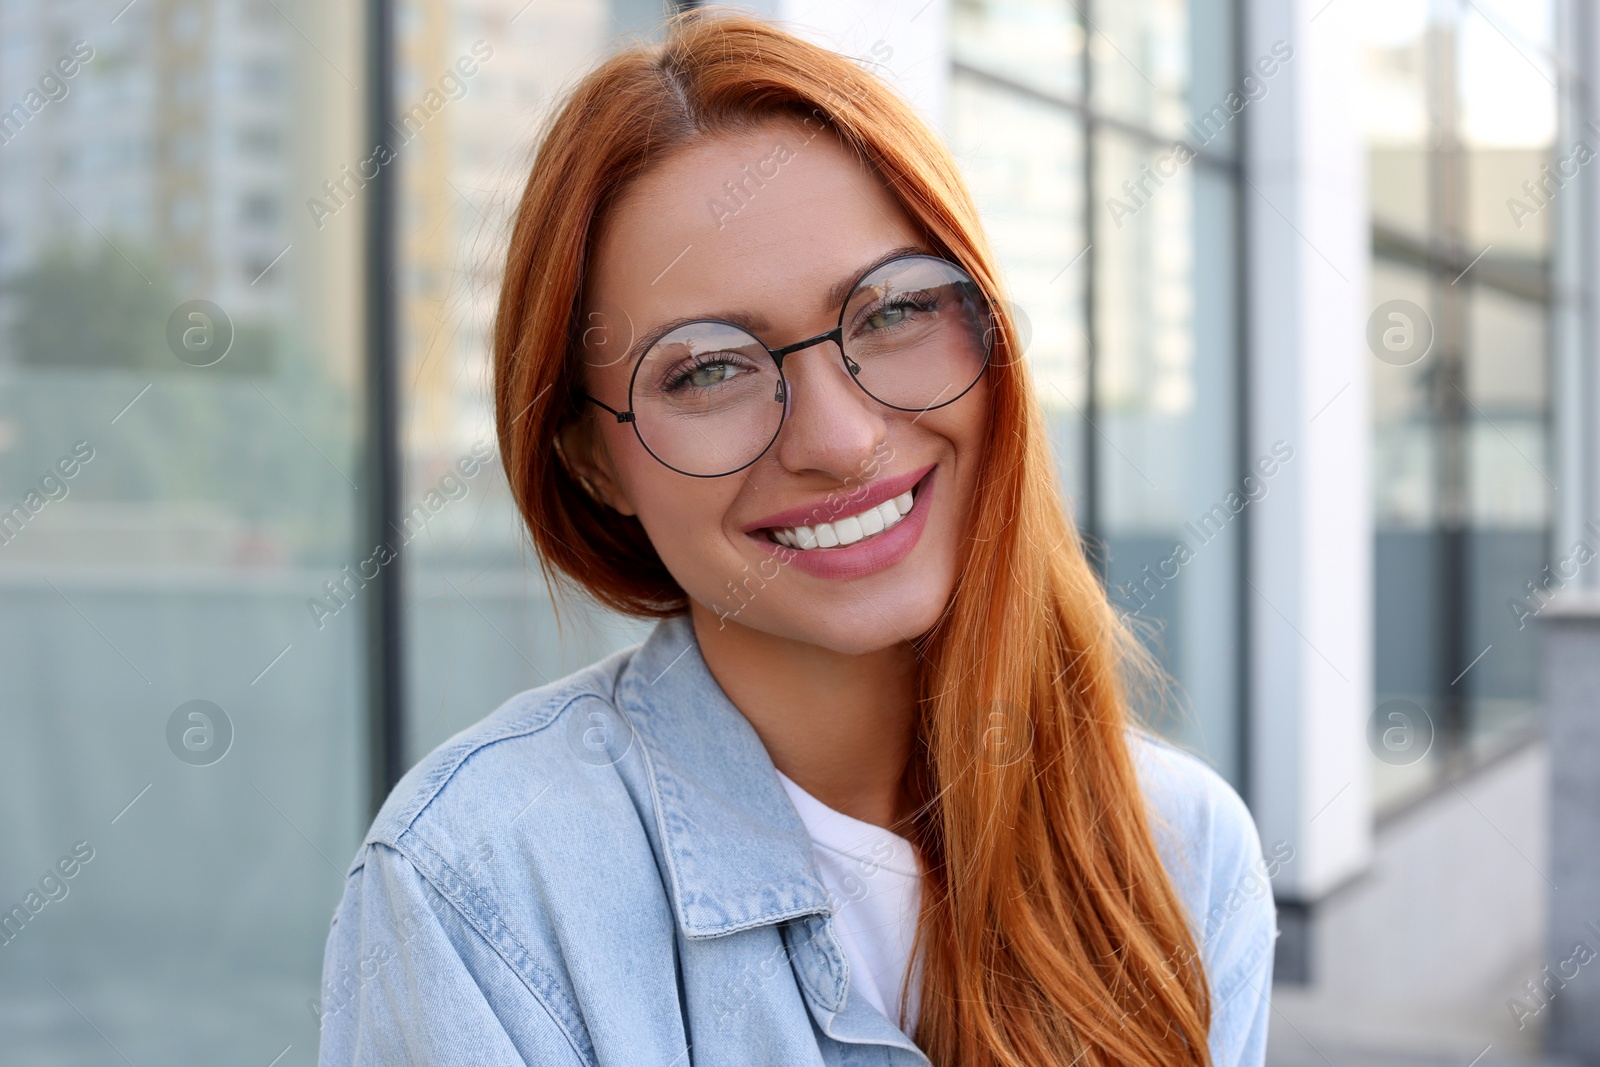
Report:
321,637,688,1065
349,639,648,880
1123,727,1284,1000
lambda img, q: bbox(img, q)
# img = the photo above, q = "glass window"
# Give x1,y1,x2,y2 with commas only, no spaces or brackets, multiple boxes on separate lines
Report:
951,0,1085,103
948,67,1088,519
1090,0,1190,141
1360,0,1558,811
1362,0,1431,241
1089,0,1242,157
0,0,368,1060
1369,257,1446,809
1460,0,1558,258
1095,129,1241,782
951,2,1245,788
395,0,662,766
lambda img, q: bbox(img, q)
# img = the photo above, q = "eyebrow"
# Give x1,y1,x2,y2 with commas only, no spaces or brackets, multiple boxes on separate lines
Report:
619,244,931,367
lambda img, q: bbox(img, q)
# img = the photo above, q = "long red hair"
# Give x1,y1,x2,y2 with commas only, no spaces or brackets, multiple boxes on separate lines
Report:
492,8,1212,1065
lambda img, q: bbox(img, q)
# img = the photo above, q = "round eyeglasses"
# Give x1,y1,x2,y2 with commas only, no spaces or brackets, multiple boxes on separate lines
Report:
580,253,994,478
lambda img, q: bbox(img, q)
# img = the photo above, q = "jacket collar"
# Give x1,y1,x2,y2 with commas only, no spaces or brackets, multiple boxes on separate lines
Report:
615,612,837,942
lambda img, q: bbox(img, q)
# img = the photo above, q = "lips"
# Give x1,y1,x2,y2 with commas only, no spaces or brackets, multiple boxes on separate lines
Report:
740,462,937,535
749,463,936,580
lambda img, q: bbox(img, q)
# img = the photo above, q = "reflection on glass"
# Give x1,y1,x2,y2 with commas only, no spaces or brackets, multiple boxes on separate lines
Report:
1360,0,1431,240
1361,0,1559,810
951,0,1084,101
1091,0,1189,141
395,0,661,766
1462,285,1550,757
1460,1,1558,256
1370,257,1445,809
948,69,1087,516
1370,262,1438,528
0,0,365,1060
1086,0,1242,154
1094,129,1240,785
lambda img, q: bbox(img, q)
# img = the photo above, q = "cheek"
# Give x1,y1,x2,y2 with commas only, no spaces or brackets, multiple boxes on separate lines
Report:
937,376,991,464
626,469,743,570
928,385,991,521
959,378,992,440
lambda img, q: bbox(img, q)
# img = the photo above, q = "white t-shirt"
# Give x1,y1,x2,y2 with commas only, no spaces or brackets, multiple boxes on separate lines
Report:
775,769,924,1034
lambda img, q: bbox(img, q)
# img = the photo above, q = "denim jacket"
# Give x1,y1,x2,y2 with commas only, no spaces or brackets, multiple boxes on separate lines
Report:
317,611,1278,1066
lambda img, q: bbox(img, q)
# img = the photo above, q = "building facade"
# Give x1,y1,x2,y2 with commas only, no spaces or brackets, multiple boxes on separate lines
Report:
0,0,1594,1062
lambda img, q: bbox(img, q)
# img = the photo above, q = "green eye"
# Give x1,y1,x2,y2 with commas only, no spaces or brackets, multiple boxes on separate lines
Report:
867,305,912,330
663,353,749,394
686,362,736,389
861,293,939,334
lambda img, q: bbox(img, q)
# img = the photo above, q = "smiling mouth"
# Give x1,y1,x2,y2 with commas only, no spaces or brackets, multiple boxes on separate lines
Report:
761,469,930,551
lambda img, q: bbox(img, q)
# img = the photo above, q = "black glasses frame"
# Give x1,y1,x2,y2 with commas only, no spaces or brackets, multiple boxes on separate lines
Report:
579,252,994,478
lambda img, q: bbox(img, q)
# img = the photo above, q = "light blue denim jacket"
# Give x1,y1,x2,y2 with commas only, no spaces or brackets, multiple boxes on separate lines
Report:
317,612,1278,1066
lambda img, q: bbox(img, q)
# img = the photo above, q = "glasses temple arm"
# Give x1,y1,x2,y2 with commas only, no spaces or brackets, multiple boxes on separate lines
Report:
583,392,635,423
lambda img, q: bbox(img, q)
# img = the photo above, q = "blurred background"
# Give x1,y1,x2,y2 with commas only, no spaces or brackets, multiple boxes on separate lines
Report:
1,0,1597,1064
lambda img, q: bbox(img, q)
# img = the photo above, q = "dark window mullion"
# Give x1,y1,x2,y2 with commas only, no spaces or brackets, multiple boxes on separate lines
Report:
365,0,406,817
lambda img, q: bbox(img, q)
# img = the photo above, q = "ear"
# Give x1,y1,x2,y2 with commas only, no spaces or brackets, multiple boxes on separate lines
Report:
554,415,637,517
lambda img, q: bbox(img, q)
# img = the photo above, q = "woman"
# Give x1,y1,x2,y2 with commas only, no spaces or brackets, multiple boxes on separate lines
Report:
317,8,1277,1066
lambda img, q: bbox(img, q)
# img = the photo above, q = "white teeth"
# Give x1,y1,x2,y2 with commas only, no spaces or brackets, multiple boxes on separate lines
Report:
766,485,918,551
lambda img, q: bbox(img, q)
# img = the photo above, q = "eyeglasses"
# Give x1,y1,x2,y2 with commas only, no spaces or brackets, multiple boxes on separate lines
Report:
580,253,994,478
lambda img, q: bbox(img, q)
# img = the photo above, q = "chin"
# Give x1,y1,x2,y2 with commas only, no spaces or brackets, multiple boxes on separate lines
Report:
789,579,953,654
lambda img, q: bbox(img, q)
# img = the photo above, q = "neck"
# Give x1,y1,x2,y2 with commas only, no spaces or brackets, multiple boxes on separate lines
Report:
688,601,921,836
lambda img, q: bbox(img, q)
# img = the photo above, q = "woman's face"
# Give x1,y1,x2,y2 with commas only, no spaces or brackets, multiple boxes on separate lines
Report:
565,115,990,655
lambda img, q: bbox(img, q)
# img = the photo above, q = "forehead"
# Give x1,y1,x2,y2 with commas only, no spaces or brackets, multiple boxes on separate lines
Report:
583,117,924,335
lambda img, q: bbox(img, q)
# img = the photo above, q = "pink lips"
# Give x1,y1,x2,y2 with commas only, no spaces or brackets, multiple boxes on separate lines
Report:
740,463,935,534
746,465,937,581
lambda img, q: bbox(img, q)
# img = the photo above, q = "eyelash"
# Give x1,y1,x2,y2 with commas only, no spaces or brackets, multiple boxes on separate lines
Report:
852,292,939,337
660,351,759,394
655,290,943,394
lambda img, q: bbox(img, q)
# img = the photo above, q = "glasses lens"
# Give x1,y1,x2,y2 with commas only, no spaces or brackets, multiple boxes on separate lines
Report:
631,320,784,476
840,256,993,410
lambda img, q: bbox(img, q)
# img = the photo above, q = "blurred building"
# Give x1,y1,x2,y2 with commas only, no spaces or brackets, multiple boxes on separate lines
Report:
0,0,1594,1064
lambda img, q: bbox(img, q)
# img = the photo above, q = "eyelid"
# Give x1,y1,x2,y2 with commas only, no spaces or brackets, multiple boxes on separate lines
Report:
626,245,934,365
623,320,691,372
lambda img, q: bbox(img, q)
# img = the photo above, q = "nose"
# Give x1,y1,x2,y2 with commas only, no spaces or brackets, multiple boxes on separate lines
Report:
769,337,889,479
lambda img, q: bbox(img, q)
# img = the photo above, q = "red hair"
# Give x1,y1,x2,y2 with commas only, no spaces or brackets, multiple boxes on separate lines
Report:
492,8,1211,1065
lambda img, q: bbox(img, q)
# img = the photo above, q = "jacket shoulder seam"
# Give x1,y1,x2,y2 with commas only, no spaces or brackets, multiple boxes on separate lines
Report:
388,832,596,1066
369,672,621,851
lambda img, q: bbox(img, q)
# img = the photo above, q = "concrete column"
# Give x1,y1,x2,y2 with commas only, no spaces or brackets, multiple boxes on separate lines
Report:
1242,0,1375,979
1539,590,1600,1059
